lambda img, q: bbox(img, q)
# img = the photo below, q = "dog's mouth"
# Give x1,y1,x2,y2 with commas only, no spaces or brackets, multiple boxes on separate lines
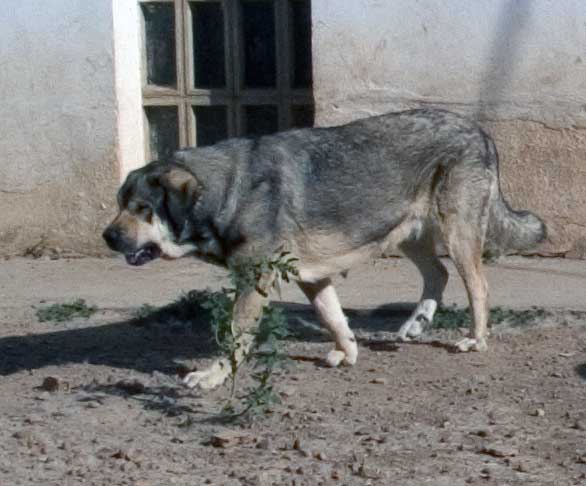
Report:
125,243,162,266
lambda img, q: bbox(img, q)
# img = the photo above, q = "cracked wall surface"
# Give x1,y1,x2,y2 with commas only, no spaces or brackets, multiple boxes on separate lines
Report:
0,0,120,256
313,0,586,257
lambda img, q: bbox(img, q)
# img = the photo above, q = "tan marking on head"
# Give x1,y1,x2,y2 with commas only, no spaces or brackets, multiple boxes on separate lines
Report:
110,210,141,243
159,168,200,202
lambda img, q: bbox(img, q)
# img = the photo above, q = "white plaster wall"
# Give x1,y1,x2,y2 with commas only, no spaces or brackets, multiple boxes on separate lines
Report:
0,0,120,255
312,0,586,257
113,0,146,179
313,0,586,127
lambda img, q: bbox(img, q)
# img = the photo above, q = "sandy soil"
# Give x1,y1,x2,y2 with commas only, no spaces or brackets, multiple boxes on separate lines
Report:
0,256,585,486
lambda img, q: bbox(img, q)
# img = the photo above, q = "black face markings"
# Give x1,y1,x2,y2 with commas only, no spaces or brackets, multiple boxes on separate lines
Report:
117,183,134,210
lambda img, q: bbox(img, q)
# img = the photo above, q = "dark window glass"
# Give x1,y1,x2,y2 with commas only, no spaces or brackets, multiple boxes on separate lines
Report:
290,0,312,88
145,106,179,160
142,3,176,87
191,2,226,88
244,105,278,136
194,106,229,146
241,1,276,88
291,105,314,128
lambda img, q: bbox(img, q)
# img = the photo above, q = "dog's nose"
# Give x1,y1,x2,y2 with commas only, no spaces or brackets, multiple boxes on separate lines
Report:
102,226,120,250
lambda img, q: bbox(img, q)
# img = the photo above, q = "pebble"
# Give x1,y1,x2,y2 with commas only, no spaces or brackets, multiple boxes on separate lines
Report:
115,379,146,395
39,376,60,392
314,451,327,461
479,444,519,458
369,378,387,385
255,437,271,450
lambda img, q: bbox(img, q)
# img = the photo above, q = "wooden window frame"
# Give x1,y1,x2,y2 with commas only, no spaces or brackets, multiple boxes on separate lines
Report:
139,0,313,160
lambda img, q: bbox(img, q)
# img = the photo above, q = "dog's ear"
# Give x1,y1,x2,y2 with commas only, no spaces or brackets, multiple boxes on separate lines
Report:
149,167,201,203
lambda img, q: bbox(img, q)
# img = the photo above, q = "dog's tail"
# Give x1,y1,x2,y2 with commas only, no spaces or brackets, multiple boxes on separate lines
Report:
484,141,546,256
485,197,546,256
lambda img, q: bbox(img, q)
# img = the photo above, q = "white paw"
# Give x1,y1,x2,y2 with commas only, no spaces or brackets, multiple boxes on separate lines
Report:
326,350,346,367
455,337,488,352
183,359,230,389
397,300,437,341
326,335,358,367
397,319,424,341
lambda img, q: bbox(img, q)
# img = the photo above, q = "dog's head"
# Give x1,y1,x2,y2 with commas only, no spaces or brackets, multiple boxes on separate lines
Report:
103,161,201,266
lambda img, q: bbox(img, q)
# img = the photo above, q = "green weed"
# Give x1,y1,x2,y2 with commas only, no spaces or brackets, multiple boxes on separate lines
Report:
132,303,158,320
433,304,552,330
205,252,296,420
36,299,97,323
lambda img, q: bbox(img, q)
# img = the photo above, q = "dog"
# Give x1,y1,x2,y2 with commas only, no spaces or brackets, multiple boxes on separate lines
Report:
103,108,546,389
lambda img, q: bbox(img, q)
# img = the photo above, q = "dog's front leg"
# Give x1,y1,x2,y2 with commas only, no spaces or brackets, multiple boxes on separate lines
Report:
183,274,273,390
298,278,358,367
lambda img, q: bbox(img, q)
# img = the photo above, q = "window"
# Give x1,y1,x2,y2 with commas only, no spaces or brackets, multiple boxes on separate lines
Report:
140,0,314,161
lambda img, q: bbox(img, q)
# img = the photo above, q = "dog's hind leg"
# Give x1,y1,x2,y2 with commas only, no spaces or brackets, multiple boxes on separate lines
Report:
447,236,489,352
397,232,448,340
298,278,358,367
438,177,491,352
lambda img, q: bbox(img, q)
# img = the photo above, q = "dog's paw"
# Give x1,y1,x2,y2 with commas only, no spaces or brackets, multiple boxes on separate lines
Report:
455,337,488,352
397,300,437,341
397,318,425,341
183,360,230,389
326,335,358,367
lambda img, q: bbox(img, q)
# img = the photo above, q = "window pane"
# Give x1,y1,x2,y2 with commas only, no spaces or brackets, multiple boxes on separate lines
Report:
194,106,228,146
291,105,314,128
145,106,179,160
244,105,278,136
290,0,312,88
241,1,276,88
141,3,176,87
190,2,226,89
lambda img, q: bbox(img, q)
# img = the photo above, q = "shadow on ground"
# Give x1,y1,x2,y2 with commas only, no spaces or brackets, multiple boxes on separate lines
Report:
0,293,416,377
576,363,586,381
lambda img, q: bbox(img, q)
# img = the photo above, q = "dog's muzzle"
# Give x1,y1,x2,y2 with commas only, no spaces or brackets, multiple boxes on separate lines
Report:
124,243,161,266
102,226,161,266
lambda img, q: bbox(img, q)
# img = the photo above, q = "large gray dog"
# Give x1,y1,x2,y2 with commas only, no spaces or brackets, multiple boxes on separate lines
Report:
103,108,546,389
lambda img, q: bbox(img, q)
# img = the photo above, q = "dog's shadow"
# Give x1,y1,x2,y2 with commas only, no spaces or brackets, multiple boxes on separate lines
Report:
0,291,415,378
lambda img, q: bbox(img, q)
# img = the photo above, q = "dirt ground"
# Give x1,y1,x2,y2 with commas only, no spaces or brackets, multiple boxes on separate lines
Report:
0,256,585,486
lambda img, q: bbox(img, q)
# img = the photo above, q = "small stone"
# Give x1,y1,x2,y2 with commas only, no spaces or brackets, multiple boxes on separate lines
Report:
479,445,518,458
209,431,255,448
293,438,302,451
473,429,490,438
256,437,271,450
533,408,546,417
23,414,44,425
280,386,297,397
115,379,145,395
369,378,387,385
514,462,530,473
314,451,326,461
39,376,60,392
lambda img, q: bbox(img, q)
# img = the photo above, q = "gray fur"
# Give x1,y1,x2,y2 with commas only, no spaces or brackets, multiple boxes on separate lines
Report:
168,108,545,264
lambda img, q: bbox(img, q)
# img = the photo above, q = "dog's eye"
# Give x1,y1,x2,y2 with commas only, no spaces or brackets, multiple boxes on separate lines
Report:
130,202,152,218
